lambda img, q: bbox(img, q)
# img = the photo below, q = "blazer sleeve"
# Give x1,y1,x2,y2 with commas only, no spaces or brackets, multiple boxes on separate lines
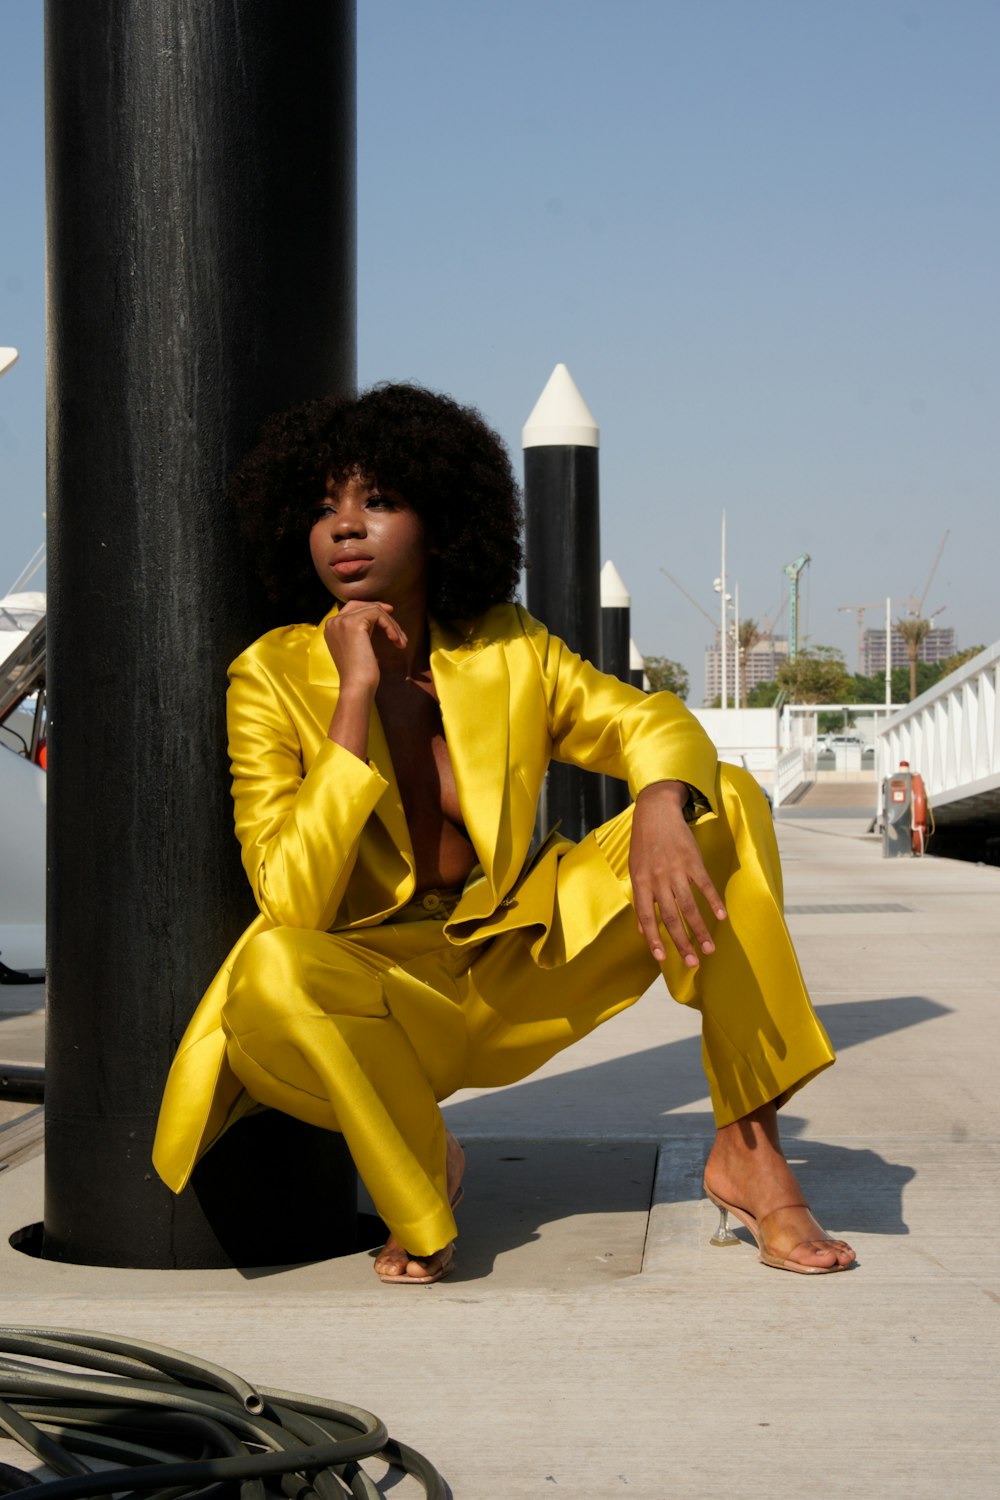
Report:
227,648,389,929
517,605,719,816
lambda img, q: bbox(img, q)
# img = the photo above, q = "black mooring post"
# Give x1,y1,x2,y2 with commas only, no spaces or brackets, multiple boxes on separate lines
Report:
44,1,359,1269
523,365,604,842
600,560,631,821
629,641,647,692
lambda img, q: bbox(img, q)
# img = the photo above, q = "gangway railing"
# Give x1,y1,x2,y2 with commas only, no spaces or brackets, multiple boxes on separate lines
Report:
879,641,1000,824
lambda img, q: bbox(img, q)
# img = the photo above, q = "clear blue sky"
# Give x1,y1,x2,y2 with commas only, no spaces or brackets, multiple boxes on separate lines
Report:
2,1,997,699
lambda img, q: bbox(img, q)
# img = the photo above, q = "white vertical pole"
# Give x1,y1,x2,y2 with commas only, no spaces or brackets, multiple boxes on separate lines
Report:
734,580,741,707
720,512,728,711
885,596,892,708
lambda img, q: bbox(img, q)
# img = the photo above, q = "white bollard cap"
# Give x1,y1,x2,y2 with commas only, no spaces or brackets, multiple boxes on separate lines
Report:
523,363,599,448
601,560,630,608
0,348,19,377
629,638,644,671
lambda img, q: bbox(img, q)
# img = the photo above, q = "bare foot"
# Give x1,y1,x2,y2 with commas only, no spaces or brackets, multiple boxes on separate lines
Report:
374,1238,454,1283
704,1104,855,1271
374,1131,466,1284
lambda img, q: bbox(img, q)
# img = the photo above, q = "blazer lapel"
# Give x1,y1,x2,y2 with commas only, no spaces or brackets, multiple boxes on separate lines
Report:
430,618,511,899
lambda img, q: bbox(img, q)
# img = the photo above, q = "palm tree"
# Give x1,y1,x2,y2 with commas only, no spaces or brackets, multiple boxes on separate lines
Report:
737,618,762,708
895,616,932,701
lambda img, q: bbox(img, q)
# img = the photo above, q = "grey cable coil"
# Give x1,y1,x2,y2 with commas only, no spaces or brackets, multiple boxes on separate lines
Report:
0,1327,447,1498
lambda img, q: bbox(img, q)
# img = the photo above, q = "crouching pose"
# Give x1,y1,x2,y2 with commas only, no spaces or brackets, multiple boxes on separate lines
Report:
153,383,855,1281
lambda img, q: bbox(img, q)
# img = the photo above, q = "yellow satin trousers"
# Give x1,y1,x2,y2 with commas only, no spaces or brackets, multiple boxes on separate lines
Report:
221,765,834,1256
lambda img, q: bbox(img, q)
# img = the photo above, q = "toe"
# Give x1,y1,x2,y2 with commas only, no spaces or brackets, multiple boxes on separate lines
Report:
374,1249,407,1278
789,1237,855,1269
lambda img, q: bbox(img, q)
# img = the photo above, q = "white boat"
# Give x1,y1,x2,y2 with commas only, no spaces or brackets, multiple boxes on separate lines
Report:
0,739,44,974
0,591,45,974
0,591,45,669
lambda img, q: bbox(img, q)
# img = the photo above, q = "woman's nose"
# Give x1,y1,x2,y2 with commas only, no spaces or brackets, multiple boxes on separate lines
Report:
333,504,366,538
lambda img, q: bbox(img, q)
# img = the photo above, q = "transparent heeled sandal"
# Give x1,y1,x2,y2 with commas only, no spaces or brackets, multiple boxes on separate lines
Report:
703,1181,854,1274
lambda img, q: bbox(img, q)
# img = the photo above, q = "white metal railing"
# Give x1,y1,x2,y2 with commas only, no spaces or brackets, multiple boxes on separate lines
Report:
772,747,807,809
878,641,1000,811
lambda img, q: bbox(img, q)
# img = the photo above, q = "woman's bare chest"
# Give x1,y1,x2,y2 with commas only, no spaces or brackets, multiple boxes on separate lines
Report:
374,674,469,847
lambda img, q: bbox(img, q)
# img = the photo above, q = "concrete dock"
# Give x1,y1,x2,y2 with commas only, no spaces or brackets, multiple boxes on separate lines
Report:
1,813,998,1498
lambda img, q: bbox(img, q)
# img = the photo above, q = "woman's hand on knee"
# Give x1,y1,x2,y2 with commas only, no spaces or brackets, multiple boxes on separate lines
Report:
630,782,727,967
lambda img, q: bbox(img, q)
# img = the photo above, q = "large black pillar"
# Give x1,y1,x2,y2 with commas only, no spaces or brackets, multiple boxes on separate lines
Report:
44,1,358,1267
523,365,604,841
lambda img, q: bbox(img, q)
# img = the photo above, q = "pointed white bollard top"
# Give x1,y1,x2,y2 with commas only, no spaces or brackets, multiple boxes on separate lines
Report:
601,559,630,608
629,638,650,691
523,362,599,448
0,348,19,378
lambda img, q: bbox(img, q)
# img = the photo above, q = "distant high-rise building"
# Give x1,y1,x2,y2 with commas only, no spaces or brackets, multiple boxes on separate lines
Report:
704,635,788,706
861,626,955,677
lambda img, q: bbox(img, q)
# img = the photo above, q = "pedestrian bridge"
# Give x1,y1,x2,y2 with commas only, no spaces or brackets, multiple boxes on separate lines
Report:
879,639,1000,828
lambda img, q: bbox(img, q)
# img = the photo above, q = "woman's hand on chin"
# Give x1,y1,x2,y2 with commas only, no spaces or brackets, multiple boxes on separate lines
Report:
323,599,408,692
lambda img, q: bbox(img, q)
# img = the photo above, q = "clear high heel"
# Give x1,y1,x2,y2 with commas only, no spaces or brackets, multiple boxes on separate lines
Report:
709,1202,741,1247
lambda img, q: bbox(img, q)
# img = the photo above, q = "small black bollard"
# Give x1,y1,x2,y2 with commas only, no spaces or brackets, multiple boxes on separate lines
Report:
629,639,648,691
600,560,632,821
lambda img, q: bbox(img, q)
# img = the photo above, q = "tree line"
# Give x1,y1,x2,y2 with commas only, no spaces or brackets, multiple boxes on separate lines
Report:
644,634,985,708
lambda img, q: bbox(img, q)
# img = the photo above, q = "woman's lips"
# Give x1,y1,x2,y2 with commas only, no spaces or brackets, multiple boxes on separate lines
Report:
331,556,372,578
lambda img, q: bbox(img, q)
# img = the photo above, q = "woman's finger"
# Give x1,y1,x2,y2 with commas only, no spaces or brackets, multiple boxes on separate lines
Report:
331,601,407,647
652,895,699,968
669,881,715,956
691,869,727,922
632,882,669,964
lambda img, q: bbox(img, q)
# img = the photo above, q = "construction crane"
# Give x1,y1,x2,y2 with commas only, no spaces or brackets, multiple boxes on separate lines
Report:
837,601,884,673
904,530,949,617
659,567,718,628
783,555,810,661
758,595,789,642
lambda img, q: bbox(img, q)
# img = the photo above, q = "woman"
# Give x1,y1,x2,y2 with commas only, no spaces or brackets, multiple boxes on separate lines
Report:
153,383,855,1282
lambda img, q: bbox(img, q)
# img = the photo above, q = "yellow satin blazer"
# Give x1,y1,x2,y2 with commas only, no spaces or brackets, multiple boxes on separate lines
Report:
152,602,718,1191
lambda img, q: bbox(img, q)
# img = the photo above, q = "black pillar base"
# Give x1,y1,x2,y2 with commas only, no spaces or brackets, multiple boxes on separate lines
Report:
41,1112,360,1270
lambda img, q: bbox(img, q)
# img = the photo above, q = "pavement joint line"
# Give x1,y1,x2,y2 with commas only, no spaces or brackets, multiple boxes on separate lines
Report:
9,1128,996,1150
642,1138,706,1275
441,1131,1000,1143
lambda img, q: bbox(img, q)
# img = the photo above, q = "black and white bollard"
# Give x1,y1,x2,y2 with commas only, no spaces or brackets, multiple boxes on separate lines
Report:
523,364,603,841
629,638,649,692
600,560,632,820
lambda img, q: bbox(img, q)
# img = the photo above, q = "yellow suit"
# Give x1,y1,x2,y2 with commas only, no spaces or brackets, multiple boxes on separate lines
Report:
153,603,834,1255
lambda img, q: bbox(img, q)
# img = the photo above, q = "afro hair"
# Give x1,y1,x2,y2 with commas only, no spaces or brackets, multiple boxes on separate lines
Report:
230,382,524,624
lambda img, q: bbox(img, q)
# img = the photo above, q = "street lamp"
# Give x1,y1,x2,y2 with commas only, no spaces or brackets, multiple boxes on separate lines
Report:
713,575,732,710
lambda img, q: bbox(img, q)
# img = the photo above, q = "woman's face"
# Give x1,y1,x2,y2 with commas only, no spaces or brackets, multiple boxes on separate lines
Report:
309,473,431,608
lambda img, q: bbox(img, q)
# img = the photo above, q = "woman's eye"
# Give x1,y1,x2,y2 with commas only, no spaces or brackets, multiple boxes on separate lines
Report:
366,493,394,509
312,502,336,521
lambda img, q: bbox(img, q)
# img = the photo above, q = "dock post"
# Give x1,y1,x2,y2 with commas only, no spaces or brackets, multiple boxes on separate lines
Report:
43,1,358,1268
600,560,632,820
523,364,604,841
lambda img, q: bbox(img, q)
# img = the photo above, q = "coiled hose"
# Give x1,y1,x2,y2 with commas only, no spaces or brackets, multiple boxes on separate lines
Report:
0,1327,446,1498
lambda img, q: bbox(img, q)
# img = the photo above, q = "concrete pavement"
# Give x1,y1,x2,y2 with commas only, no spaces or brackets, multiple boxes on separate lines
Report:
1,817,998,1497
